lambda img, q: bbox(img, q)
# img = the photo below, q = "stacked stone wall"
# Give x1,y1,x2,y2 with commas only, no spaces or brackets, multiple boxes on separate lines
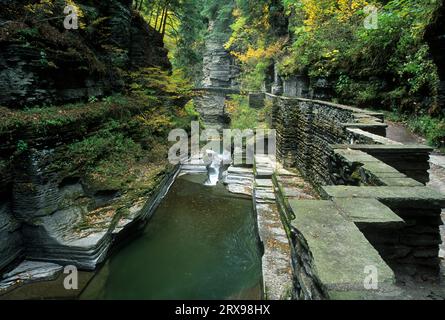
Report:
264,93,444,284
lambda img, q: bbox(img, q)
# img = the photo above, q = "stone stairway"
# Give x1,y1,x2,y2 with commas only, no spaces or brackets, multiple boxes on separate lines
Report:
224,166,254,196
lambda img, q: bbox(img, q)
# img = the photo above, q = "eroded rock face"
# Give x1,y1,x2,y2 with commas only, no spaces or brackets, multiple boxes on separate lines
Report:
0,145,180,274
0,260,63,292
0,0,174,277
194,92,230,130
0,0,170,108
202,39,239,88
201,21,239,89
5,148,113,271
194,21,239,130
0,202,23,271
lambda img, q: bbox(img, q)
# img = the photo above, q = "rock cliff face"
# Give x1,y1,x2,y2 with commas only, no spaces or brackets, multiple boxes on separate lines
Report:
0,0,174,278
201,36,239,88
195,21,239,130
201,20,239,89
0,0,170,108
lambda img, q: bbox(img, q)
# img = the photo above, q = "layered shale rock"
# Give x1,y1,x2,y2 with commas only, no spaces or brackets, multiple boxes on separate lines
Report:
0,202,23,271
0,0,170,108
194,20,239,130
0,261,63,292
201,21,239,89
1,143,180,272
194,90,231,130
0,0,176,278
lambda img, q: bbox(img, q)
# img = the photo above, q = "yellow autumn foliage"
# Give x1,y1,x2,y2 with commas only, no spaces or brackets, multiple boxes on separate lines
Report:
225,4,271,51
231,40,285,65
301,0,368,28
24,0,86,29
65,0,86,29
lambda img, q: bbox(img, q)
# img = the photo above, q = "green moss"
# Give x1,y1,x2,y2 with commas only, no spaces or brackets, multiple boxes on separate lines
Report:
0,95,135,137
350,169,362,185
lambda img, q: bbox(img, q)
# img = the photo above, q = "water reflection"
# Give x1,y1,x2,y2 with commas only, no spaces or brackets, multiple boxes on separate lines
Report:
81,174,262,300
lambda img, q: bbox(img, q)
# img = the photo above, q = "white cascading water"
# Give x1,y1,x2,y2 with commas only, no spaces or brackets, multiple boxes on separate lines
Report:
204,149,232,186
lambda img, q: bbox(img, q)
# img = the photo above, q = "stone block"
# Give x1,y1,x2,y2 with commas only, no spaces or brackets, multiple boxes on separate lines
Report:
333,198,404,225
322,186,445,209
248,92,265,109
289,200,395,296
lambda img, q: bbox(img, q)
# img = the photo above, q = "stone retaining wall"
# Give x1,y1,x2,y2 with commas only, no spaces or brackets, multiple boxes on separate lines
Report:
266,94,365,186
330,148,443,282
259,93,445,288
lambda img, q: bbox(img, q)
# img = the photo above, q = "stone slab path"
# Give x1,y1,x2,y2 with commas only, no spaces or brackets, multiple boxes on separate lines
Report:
253,155,293,300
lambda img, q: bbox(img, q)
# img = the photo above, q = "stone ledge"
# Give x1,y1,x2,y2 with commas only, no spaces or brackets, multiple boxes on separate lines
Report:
347,128,402,145
289,200,395,297
0,261,63,292
343,123,388,128
332,144,434,153
333,148,425,187
376,177,424,187
255,201,293,300
264,93,384,118
333,198,404,225
321,186,445,208
192,87,241,94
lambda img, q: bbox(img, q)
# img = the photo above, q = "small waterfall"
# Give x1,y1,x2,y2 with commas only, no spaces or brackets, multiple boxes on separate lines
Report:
204,149,232,186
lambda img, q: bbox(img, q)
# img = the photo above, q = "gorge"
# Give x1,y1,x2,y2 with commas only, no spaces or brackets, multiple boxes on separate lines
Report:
1,0,445,301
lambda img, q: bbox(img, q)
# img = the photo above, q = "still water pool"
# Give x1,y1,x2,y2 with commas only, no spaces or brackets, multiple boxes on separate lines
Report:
80,174,262,300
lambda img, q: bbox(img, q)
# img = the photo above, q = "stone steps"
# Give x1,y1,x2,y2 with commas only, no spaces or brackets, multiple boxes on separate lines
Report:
224,166,253,196
254,155,276,178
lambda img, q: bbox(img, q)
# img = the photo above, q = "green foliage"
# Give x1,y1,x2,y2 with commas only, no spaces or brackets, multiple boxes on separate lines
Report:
408,115,445,147
184,100,200,119
18,27,39,39
101,94,128,106
67,131,142,170
222,0,443,117
171,0,207,84
202,0,236,40
129,67,192,99
0,95,136,136
226,94,272,129
241,61,269,91
225,0,287,91
16,140,28,153
39,50,49,66
281,0,441,114
226,95,259,129
88,96,98,104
